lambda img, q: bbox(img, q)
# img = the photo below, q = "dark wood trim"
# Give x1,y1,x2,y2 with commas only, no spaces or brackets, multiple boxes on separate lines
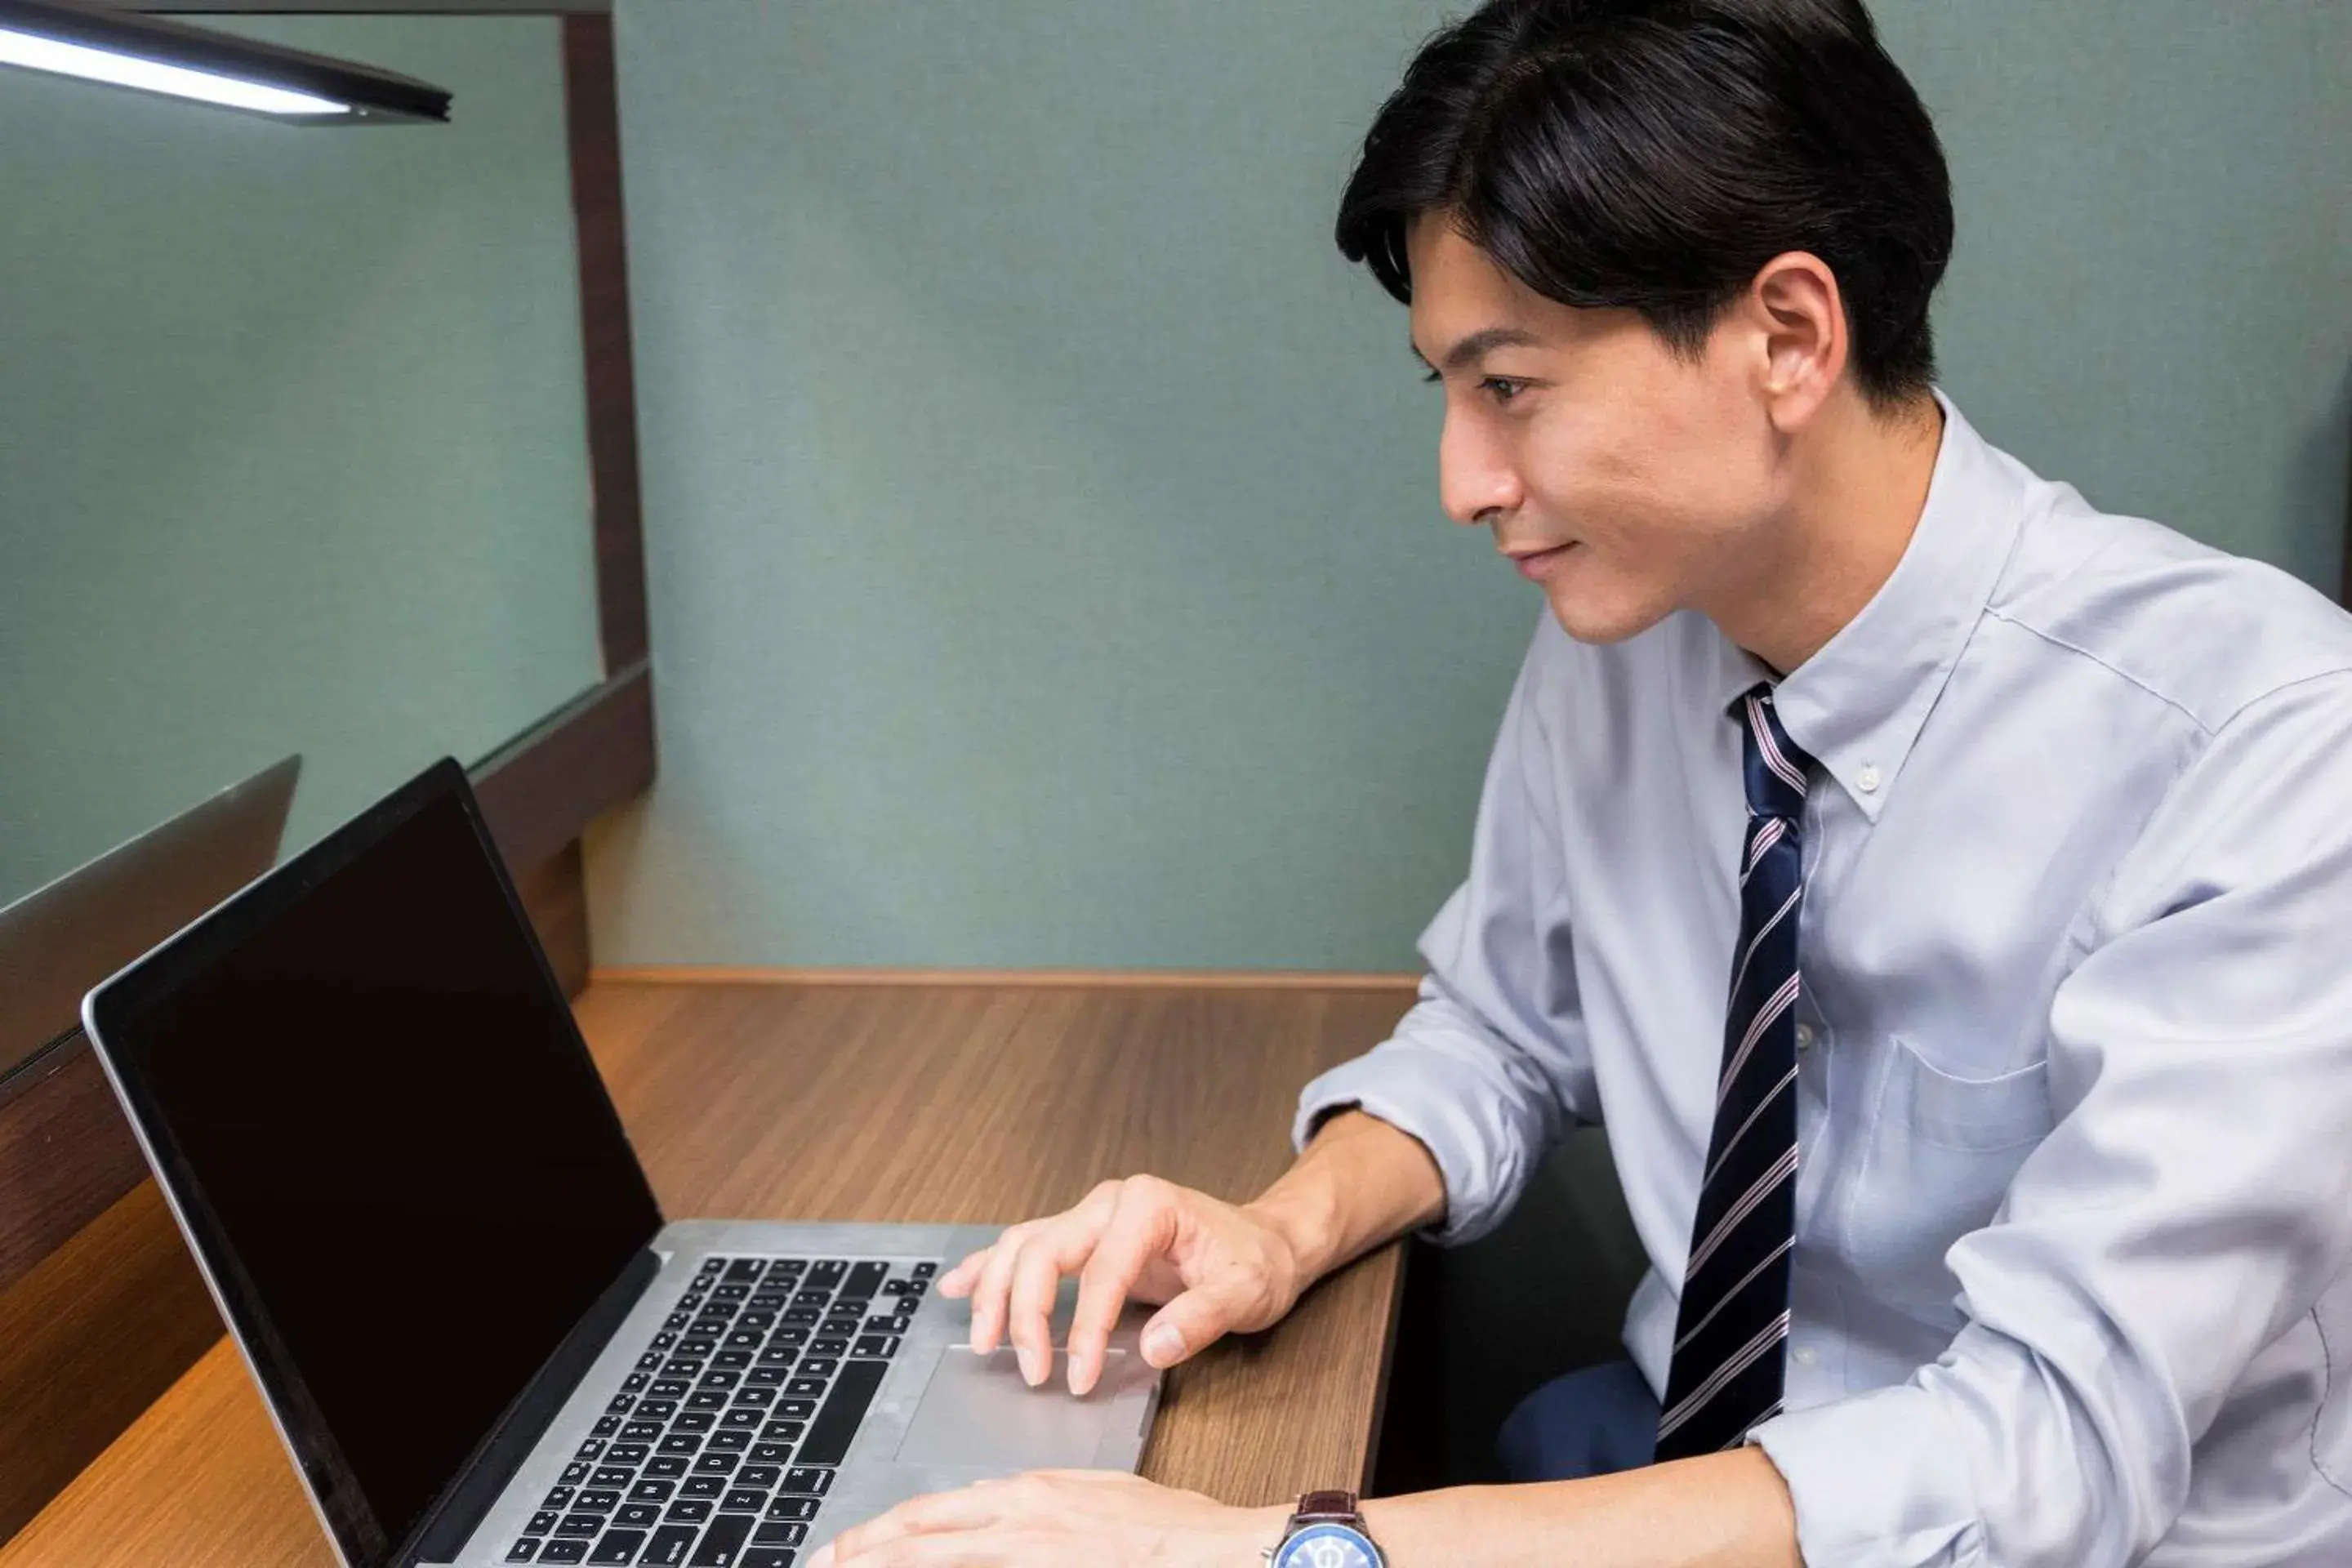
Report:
564,12,652,674
0,1036,149,1303
471,661,654,876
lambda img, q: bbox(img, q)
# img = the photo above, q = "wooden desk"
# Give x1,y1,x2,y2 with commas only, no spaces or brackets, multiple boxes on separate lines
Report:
0,977,1417,1566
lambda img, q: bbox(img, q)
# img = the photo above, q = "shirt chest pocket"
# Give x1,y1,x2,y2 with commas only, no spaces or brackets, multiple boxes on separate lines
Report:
1838,1035,2055,1318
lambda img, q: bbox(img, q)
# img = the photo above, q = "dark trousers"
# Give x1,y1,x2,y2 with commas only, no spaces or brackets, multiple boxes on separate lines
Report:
1495,1358,1662,1483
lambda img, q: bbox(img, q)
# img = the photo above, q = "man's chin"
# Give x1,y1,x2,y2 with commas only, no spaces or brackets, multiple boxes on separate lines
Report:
1544,582,1666,646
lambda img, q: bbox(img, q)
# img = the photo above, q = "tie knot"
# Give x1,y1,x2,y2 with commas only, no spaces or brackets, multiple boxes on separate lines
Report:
1737,682,1812,819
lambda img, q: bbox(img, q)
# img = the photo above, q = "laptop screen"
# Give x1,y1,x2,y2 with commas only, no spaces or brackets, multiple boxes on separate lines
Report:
91,766,663,1562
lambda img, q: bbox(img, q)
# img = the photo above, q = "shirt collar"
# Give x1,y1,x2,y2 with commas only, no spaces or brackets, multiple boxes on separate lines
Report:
1702,387,2028,822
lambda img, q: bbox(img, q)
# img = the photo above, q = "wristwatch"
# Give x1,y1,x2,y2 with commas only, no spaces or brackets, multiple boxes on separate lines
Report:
1264,1490,1387,1567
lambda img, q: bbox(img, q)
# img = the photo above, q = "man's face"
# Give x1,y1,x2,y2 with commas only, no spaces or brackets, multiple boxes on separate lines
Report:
1405,212,1784,645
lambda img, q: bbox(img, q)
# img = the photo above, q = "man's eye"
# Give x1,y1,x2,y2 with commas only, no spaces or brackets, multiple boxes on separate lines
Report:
1420,368,1525,404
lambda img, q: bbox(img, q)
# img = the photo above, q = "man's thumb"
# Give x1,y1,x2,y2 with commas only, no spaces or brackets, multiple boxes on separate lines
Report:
1138,1288,1236,1368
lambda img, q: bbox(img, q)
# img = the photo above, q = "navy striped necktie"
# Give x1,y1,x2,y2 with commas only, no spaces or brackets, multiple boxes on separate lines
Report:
1654,680,1813,1461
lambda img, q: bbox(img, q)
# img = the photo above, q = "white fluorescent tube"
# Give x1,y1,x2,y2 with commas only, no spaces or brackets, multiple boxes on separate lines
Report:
0,23,351,116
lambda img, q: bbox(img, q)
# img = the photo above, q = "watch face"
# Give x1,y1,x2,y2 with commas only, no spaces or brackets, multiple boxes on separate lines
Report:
1274,1522,1383,1568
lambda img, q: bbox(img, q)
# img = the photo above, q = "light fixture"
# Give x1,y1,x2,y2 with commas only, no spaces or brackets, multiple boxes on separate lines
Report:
0,0,450,123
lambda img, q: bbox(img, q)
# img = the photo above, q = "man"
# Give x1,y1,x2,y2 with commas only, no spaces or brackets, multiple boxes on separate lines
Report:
815,0,2352,1563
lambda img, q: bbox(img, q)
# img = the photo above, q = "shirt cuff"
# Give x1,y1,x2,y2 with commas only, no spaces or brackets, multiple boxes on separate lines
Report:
1747,1385,1986,1568
1290,1051,1521,1247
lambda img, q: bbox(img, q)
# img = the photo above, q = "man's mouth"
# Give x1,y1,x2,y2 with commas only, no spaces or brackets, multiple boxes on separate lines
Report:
1507,542,1576,581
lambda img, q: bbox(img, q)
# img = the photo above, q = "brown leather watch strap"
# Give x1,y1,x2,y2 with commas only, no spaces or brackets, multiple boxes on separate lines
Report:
1290,1490,1363,1526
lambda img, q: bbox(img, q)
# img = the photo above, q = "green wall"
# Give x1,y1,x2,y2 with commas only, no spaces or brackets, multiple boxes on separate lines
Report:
589,0,2352,971
0,16,602,904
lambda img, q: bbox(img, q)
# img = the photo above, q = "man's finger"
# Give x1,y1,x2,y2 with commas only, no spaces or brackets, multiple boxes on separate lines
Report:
1065,1186,1177,1396
1005,1217,1097,1386
965,1222,1035,1355
935,1244,993,1299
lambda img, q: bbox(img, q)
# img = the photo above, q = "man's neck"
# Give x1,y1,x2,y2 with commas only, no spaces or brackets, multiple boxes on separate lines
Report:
1708,390,1948,676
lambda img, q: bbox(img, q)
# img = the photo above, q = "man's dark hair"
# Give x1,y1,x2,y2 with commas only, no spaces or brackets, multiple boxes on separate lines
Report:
1335,0,1953,413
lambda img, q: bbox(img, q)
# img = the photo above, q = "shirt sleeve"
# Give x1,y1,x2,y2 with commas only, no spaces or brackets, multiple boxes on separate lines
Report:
1290,613,1597,1246
1750,672,2352,1567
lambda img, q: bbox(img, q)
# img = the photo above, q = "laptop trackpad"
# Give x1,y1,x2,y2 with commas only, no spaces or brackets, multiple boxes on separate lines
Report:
891,1347,1143,1468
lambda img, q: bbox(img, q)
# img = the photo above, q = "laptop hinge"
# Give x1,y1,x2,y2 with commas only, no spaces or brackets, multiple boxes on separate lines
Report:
398,1245,664,1566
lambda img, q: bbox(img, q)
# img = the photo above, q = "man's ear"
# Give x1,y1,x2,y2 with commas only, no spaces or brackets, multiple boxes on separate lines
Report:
1744,251,1846,435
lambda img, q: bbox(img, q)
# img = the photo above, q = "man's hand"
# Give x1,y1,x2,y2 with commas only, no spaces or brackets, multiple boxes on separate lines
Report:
807,1471,1288,1567
938,1174,1310,1396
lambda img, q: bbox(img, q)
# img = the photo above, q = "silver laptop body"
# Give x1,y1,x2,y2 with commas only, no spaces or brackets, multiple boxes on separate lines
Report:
81,757,1160,1568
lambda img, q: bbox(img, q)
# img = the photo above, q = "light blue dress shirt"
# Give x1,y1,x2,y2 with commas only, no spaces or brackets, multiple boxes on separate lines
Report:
1293,389,2352,1566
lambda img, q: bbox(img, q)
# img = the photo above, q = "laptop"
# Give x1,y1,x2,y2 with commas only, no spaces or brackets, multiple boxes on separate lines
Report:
0,752,301,1086
80,756,1161,1568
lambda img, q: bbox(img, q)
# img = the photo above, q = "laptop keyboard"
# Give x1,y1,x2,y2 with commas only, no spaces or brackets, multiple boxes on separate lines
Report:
506,1254,934,1567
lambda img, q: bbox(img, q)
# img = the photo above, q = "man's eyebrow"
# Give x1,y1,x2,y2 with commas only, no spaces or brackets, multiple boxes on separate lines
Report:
1409,325,1546,373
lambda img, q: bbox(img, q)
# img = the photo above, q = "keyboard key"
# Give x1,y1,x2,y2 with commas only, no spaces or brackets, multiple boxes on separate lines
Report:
736,1312,776,1333
796,1359,837,1379
753,1521,807,1546
911,1261,937,1278
509,1539,542,1562
696,1450,742,1473
733,1387,776,1408
800,1361,886,1467
639,1399,679,1419
631,1480,676,1503
784,1379,826,1399
577,1490,622,1512
808,1339,847,1358
593,1417,623,1438
675,1412,716,1433
652,1379,690,1397
727,1259,765,1282
864,1316,909,1334
713,1350,754,1370
762,1421,805,1442
853,1336,900,1360
539,1543,589,1565
622,1423,662,1441
765,1496,820,1522
772,1328,809,1348
610,1443,651,1463
664,1312,692,1332
637,1352,666,1373
679,1339,717,1357
666,1499,713,1524
749,1442,793,1464
780,1468,833,1497
723,1490,768,1512
764,1258,807,1276
658,1435,700,1455
755,1347,798,1368
592,1468,635,1488
684,1475,726,1499
844,1262,889,1298
618,1503,662,1528
623,1372,651,1392
577,1440,608,1461
688,1392,728,1412
646,1456,688,1477
665,1357,706,1378
530,1510,562,1535
543,1486,577,1510
556,1514,603,1537
782,1308,820,1326
740,1551,795,1568
774,1399,817,1422
642,1525,698,1567
821,1319,861,1337
691,1513,755,1566
713,1282,752,1302
808,1260,848,1285
737,1464,782,1488
747,1366,790,1387
721,1410,763,1429
590,1529,647,1565
707,1430,751,1452
701,1368,742,1388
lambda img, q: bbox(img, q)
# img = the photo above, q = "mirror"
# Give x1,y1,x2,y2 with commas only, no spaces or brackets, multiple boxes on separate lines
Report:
0,9,606,1048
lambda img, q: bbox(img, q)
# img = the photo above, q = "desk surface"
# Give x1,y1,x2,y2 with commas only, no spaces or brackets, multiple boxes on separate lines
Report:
0,977,1417,1566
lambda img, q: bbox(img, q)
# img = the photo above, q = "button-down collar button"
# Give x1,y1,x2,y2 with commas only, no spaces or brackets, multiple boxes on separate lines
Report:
1793,1346,1821,1367
1795,1022,1818,1052
1856,763,1882,794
